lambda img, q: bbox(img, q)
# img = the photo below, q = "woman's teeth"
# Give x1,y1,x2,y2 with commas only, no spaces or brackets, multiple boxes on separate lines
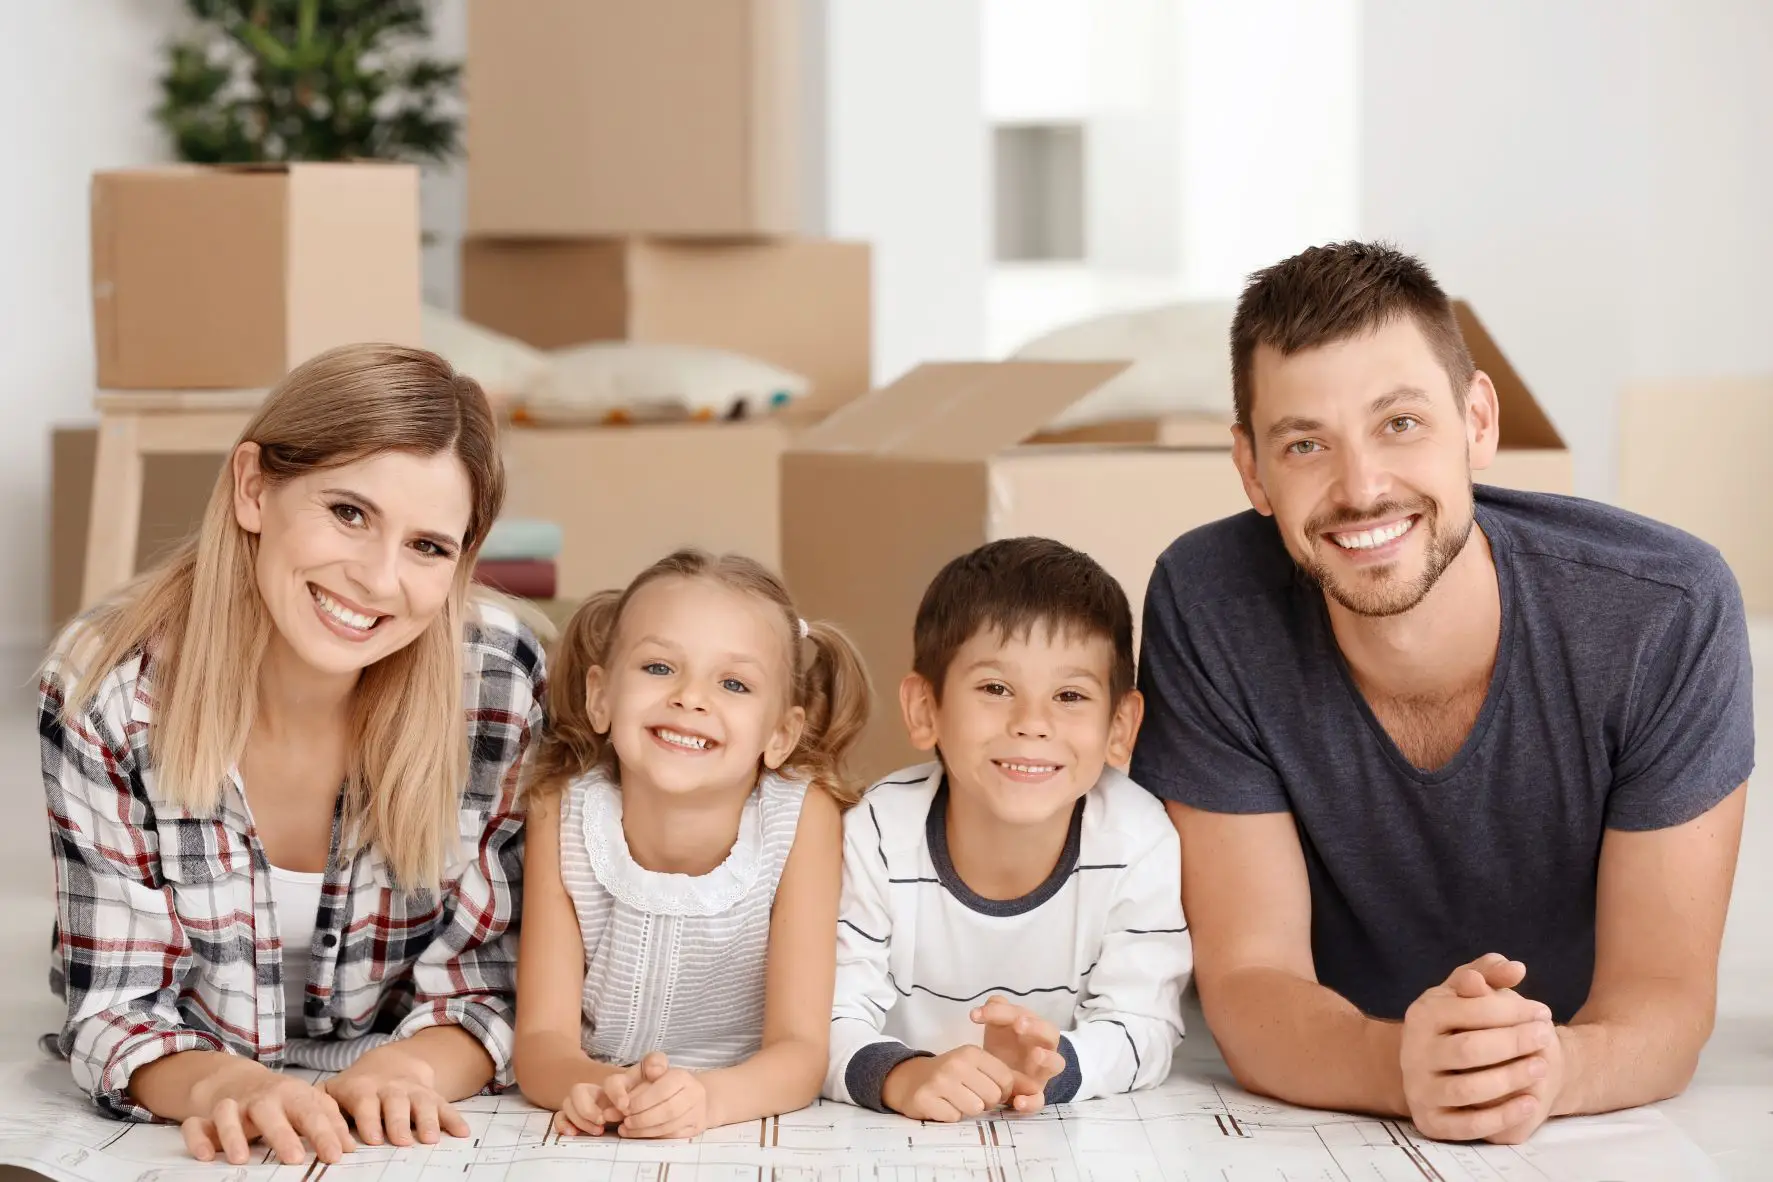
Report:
313,588,379,630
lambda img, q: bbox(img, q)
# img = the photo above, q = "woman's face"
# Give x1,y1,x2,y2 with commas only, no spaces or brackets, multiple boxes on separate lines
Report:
233,445,474,679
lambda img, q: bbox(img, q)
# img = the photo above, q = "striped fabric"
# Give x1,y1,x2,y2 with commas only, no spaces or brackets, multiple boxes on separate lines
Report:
558,769,806,1070
39,602,545,1121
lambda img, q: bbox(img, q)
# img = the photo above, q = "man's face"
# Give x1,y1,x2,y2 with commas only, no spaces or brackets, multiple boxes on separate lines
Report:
1233,315,1499,618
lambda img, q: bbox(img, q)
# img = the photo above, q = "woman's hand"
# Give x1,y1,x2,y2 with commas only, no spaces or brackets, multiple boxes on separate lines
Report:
182,1059,355,1165
324,1044,472,1148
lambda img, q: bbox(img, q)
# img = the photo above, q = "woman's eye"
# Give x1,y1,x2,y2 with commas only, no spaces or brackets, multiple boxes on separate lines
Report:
331,503,365,526
721,678,751,694
642,662,672,676
413,539,453,559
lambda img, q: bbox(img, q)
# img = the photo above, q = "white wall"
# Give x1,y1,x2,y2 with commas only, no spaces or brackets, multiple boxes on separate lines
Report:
1361,0,1773,500
0,0,185,654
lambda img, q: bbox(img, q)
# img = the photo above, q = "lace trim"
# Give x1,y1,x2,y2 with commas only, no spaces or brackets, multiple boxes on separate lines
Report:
579,774,764,916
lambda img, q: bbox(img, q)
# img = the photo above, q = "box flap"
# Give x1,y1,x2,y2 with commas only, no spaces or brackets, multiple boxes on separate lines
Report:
1453,301,1563,449
795,361,1130,459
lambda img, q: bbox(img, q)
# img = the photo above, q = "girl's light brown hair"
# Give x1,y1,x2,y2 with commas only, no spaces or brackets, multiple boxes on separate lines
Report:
52,343,504,890
527,549,872,807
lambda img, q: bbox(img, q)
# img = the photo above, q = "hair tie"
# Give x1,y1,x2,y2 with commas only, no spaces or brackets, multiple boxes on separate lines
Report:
797,617,809,640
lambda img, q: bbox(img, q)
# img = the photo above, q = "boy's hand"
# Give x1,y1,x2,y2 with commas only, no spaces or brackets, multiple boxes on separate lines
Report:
972,996,1066,1112
881,1046,1035,1122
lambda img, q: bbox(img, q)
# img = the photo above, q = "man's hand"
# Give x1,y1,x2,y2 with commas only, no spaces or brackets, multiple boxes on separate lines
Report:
881,1046,1033,1122
972,996,1066,1112
1400,953,1556,1142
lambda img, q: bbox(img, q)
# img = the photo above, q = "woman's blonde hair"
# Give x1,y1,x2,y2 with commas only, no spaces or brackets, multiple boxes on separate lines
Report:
526,549,872,807
56,343,504,890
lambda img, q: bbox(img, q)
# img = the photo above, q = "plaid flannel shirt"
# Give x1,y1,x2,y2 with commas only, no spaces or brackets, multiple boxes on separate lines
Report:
39,601,546,1122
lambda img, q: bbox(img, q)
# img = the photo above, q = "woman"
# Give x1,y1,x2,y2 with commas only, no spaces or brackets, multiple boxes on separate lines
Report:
40,344,545,1165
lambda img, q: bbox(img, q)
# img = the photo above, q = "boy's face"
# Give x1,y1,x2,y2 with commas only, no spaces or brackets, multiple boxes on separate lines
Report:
900,623,1142,828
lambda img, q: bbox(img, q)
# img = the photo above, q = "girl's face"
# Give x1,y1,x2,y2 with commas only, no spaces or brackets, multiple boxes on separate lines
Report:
587,576,804,799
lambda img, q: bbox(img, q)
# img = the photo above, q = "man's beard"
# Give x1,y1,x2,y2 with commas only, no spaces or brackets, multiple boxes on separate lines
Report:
1295,491,1474,618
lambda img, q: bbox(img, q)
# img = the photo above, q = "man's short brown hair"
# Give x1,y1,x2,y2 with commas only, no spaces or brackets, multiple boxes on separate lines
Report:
1231,241,1476,431
913,537,1135,703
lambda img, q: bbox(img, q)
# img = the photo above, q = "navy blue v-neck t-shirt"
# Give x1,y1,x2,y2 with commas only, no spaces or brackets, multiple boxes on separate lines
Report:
1131,486,1755,1023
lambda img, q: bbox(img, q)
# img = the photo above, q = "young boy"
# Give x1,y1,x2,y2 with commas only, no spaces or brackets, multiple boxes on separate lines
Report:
824,537,1192,1121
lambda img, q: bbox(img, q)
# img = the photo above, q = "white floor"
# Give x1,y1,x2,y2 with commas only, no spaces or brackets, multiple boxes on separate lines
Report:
0,622,1765,1168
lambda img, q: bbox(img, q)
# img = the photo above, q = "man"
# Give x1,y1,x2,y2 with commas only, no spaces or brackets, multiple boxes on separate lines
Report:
1131,242,1753,1144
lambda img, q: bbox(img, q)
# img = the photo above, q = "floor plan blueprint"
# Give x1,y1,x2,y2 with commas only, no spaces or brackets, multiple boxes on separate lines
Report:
0,1057,1721,1181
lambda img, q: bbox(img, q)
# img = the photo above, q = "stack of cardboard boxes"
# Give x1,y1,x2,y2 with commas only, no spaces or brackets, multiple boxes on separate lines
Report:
460,0,872,600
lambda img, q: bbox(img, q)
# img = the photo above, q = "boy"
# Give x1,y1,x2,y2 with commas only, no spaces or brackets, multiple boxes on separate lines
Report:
824,537,1192,1120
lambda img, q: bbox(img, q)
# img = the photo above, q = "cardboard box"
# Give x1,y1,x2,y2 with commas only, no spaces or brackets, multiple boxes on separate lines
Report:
462,237,872,407
502,420,795,601
465,0,799,237
1619,378,1773,613
50,427,223,632
782,327,1572,780
92,164,422,389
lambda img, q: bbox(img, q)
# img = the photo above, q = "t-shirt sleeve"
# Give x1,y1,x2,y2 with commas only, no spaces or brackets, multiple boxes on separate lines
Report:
1129,556,1291,814
1607,553,1756,831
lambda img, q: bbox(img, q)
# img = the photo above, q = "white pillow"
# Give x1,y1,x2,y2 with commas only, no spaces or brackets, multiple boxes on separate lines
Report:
1011,301,1237,430
518,342,811,425
421,306,550,403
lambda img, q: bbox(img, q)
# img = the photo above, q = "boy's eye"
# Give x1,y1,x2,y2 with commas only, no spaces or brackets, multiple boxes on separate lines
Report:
1056,690,1089,704
720,678,750,694
979,682,1011,697
331,502,366,526
641,661,673,676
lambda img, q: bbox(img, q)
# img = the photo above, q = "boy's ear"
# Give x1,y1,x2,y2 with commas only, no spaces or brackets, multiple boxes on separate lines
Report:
584,666,611,734
763,705,807,770
899,672,941,752
1105,689,1144,771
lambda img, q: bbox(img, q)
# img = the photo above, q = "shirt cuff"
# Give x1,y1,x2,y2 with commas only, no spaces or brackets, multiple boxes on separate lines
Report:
391,996,517,1092
92,1027,229,1123
1044,1034,1083,1105
845,1040,932,1113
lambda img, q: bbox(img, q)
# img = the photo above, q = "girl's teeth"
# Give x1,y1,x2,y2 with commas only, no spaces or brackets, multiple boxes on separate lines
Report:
657,728,710,750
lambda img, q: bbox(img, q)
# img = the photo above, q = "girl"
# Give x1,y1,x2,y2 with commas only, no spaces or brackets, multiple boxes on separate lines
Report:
40,345,544,1164
514,550,869,1139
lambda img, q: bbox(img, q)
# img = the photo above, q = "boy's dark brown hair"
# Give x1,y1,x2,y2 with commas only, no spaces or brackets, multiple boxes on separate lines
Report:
1231,241,1477,431
913,537,1134,702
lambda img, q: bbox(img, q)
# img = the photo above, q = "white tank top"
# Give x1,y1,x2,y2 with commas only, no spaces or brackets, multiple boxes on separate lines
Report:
268,864,326,1036
558,769,808,1069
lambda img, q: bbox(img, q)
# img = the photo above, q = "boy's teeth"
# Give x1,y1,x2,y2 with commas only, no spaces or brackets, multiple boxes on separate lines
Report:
1333,517,1413,551
314,589,377,629
656,728,710,750
1003,762,1057,774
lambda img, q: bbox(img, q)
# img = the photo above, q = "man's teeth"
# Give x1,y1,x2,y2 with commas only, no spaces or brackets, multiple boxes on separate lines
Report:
655,728,712,750
1332,518,1414,551
313,589,378,630
1002,762,1058,774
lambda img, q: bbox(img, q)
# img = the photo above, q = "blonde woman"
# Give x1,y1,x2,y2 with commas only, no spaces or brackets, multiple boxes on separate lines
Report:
40,345,545,1165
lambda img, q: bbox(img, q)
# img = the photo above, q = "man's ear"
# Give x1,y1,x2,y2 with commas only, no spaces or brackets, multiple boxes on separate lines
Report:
1232,426,1274,517
899,673,941,752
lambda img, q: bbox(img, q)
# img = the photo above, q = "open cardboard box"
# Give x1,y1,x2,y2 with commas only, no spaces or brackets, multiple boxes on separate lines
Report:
782,304,1571,780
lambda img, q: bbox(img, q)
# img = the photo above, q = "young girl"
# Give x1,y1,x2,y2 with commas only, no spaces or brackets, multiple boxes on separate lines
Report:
514,549,870,1139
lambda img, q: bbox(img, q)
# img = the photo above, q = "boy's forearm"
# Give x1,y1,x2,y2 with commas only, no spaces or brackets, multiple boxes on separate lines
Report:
702,1039,827,1126
1205,966,1408,1117
513,1036,622,1111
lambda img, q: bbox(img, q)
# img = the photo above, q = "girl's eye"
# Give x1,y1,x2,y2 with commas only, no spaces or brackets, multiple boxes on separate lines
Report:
642,662,672,676
331,502,366,526
721,678,751,694
1286,439,1322,456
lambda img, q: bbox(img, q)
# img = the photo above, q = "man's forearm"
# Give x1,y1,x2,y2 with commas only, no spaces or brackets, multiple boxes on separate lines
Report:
1204,966,1408,1117
1555,979,1713,1117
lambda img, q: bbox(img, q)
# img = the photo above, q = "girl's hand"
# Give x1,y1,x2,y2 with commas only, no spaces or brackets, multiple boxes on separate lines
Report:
182,1060,355,1165
553,1081,623,1137
324,1046,471,1148
616,1055,712,1140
